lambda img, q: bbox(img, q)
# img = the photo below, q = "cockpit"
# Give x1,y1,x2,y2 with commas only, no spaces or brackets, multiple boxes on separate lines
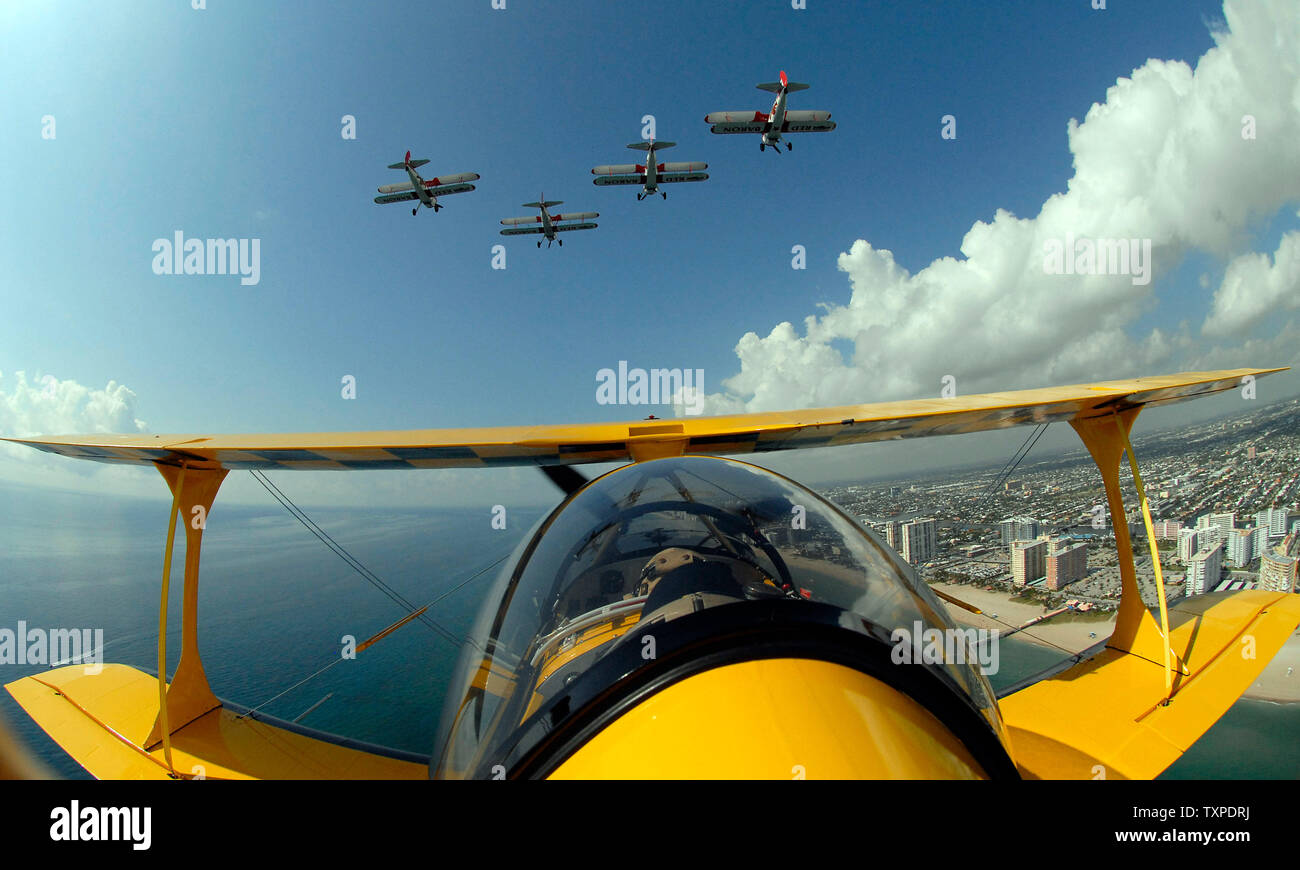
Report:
431,455,1010,779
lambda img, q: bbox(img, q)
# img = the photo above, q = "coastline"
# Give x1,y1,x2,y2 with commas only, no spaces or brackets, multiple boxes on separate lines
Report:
930,581,1300,704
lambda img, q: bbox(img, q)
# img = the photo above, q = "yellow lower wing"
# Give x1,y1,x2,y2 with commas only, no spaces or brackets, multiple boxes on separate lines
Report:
5,665,426,780
1001,590,1300,779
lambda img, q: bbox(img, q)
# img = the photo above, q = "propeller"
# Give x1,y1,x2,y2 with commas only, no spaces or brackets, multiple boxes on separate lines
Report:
541,464,589,496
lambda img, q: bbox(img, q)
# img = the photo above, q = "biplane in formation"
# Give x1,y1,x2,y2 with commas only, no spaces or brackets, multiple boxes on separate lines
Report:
705,70,837,152
374,151,480,216
2,368,1297,779
591,140,709,200
499,196,599,248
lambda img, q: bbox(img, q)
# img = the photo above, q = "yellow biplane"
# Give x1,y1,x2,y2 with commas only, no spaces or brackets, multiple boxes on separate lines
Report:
3,367,1297,779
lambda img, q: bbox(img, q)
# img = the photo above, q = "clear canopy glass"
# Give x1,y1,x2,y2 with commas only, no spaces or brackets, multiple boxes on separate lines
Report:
432,455,1001,778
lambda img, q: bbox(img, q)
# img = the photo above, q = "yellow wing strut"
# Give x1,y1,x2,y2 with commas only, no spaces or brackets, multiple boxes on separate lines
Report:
1114,411,1174,699
156,463,185,776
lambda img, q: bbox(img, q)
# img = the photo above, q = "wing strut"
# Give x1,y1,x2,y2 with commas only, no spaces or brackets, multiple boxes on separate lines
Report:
144,463,228,763
154,463,183,775
1068,410,1188,674
1114,410,1175,699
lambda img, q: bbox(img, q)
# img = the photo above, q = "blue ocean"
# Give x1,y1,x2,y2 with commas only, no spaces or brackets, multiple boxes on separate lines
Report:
1,481,1295,780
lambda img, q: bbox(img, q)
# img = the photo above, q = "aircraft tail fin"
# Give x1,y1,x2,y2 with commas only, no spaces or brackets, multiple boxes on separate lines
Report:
389,151,430,169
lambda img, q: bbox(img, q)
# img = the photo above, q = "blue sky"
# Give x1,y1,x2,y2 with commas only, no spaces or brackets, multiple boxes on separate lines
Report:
2,0,1298,506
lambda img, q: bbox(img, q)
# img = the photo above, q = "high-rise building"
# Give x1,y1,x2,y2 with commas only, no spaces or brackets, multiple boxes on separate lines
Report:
1000,516,1039,545
1177,528,1200,563
1196,524,1224,551
1259,551,1297,594
901,518,936,565
883,520,902,552
1011,539,1047,586
1247,445,1256,460
1256,508,1289,537
1185,542,1224,596
1226,528,1255,567
1196,512,1235,535
1045,541,1087,590
1153,520,1182,539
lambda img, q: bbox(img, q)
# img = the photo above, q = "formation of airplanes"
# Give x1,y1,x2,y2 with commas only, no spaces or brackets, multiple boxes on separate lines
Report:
373,70,835,244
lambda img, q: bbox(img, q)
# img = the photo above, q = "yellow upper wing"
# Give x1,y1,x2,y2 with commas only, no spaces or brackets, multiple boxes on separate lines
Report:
2,368,1282,469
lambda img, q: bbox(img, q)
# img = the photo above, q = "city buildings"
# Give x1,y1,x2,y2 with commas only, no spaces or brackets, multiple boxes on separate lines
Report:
1256,508,1290,538
1259,551,1297,594
1185,542,1224,596
1046,539,1088,590
901,518,936,565
1153,519,1182,539
1011,539,1047,586
1225,527,1255,567
885,520,901,552
1000,516,1039,545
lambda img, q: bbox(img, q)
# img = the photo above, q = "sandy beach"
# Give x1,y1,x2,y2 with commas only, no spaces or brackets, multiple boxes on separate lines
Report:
930,582,1300,703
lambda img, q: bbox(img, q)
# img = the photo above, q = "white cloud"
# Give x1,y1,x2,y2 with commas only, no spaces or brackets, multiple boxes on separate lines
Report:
0,370,146,450
704,0,1300,413
1202,231,1300,337
0,370,157,495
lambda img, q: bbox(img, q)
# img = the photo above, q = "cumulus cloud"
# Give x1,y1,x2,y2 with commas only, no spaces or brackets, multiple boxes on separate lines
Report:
0,370,146,441
0,370,156,494
704,0,1300,413
1202,231,1300,337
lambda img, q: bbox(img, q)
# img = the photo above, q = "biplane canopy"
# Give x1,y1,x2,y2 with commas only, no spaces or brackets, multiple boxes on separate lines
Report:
432,455,1012,779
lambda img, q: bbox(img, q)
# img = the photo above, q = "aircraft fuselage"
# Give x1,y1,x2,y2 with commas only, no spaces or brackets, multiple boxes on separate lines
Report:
764,90,788,146
407,165,434,208
643,154,658,193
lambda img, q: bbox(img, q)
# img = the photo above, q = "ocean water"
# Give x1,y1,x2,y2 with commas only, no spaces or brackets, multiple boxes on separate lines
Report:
1,482,1295,780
